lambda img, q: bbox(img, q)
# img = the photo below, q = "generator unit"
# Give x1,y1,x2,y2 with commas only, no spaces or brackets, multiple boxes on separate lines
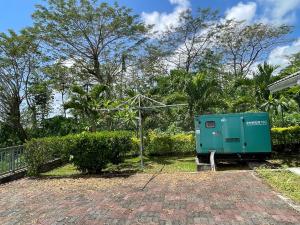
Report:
194,112,272,162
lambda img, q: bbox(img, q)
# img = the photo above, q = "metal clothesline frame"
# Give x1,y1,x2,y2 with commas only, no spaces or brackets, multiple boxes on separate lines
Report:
98,94,188,168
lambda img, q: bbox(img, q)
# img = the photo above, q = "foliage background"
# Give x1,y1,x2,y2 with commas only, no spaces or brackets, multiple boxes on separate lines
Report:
0,0,298,151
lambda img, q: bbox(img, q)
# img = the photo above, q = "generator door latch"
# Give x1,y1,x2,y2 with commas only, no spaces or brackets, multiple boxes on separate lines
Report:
212,131,220,136
244,142,247,146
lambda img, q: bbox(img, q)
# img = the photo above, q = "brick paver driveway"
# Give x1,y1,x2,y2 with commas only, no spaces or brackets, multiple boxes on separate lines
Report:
0,171,299,225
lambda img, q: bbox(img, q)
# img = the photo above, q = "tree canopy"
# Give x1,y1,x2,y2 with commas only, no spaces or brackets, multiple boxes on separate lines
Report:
0,0,299,147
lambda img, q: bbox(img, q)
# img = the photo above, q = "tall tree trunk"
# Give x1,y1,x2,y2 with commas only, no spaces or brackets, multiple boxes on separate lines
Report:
31,106,37,129
9,97,27,143
185,57,191,73
16,123,27,143
61,84,67,118
62,91,67,118
94,57,102,83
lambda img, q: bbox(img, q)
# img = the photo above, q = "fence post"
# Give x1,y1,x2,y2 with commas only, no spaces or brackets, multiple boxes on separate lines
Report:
11,148,15,173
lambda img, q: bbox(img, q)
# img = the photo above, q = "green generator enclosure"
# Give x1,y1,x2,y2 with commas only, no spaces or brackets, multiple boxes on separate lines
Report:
195,112,272,162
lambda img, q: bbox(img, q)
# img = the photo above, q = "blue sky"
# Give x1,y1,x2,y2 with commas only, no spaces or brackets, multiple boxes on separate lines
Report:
1,0,300,69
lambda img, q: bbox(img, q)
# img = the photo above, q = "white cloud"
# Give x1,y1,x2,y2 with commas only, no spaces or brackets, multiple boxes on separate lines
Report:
49,91,64,117
259,0,300,25
224,0,300,25
225,2,257,23
169,0,190,7
268,38,300,71
224,1,300,73
141,0,191,33
62,59,75,68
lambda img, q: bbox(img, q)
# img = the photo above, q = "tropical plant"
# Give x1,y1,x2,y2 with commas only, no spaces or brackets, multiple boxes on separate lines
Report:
64,84,107,131
187,72,222,116
261,95,297,126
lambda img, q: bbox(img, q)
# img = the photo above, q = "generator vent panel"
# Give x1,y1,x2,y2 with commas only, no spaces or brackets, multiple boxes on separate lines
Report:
225,138,240,142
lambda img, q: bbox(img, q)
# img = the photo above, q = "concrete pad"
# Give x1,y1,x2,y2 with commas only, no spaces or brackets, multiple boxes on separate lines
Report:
287,167,300,176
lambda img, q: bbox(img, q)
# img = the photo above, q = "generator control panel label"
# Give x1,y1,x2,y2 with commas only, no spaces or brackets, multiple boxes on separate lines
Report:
246,120,267,126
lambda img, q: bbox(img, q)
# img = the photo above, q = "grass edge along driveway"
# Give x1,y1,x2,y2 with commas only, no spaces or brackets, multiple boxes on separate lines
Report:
256,168,300,204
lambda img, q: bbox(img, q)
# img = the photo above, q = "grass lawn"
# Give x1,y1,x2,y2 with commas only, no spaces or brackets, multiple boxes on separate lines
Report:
41,155,196,177
256,169,300,203
43,153,299,177
42,163,82,176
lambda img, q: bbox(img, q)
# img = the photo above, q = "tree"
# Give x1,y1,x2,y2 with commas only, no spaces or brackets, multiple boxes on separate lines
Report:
186,73,222,125
232,62,277,110
219,21,291,77
261,95,296,126
33,0,148,94
44,62,74,117
0,29,41,142
278,52,300,78
130,44,169,93
193,49,223,75
273,52,300,108
64,84,107,131
0,122,23,148
153,70,191,96
161,8,221,72
254,62,277,101
26,77,53,127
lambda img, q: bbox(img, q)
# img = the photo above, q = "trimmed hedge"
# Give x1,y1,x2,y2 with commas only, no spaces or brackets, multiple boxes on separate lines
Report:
271,126,300,145
271,126,300,153
24,135,74,176
146,131,195,156
129,136,140,156
70,131,132,173
24,126,299,175
24,131,133,175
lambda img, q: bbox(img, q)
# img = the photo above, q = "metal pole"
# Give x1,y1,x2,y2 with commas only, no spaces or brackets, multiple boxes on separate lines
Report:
138,95,144,168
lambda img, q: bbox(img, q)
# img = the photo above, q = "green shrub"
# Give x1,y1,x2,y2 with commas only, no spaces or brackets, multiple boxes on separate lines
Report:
172,133,195,154
271,126,300,145
146,131,195,156
25,131,133,175
70,131,133,173
129,136,140,156
24,135,74,176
